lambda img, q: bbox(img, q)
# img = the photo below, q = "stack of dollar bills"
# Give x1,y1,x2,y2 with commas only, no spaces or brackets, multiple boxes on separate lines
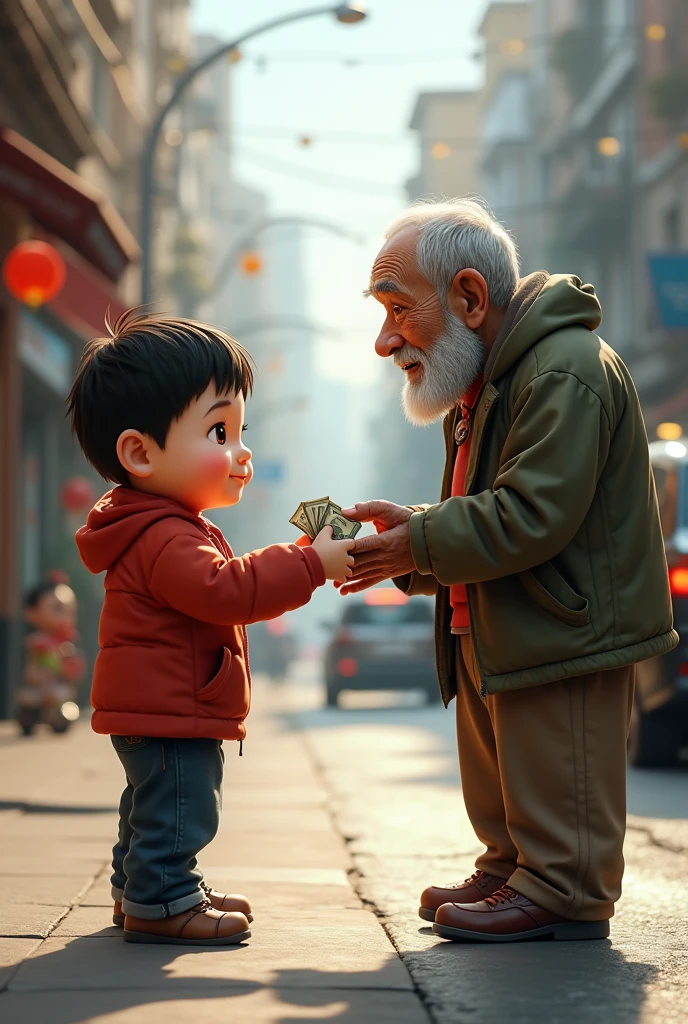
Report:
289,497,361,541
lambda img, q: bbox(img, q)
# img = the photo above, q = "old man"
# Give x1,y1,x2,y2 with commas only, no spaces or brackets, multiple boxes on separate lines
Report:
341,199,677,943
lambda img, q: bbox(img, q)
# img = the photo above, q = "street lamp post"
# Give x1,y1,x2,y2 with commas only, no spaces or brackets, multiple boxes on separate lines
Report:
139,3,367,304
204,215,363,303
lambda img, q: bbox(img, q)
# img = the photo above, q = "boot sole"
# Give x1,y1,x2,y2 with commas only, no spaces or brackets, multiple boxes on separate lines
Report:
418,907,436,923
433,919,610,943
124,928,251,946
115,913,253,927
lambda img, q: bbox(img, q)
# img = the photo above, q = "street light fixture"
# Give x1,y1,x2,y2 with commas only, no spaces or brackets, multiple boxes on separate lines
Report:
139,3,369,304
335,3,367,22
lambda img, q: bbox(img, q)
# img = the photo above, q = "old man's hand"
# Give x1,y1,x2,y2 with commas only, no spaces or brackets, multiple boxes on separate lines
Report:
337,500,415,595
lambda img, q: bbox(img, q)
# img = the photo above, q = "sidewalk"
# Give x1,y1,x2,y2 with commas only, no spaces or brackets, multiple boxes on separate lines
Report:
0,679,430,1024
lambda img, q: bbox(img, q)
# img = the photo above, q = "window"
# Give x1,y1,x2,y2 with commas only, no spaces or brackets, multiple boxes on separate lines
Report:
342,602,433,626
664,205,681,250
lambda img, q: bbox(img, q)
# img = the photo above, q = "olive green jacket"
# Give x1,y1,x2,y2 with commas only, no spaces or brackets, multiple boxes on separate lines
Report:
396,273,677,705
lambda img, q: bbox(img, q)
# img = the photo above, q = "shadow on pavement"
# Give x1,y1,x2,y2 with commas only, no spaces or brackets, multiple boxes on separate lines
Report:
407,936,659,1023
0,800,118,814
2,932,420,1024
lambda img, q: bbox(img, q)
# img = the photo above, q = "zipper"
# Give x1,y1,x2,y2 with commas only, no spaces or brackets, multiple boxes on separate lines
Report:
239,739,243,757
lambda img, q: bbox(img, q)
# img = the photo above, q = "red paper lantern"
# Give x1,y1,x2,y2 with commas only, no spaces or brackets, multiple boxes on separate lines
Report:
60,477,95,514
2,240,66,307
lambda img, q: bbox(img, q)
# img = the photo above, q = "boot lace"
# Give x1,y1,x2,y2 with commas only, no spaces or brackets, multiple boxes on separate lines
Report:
190,898,213,914
484,885,519,909
443,870,484,889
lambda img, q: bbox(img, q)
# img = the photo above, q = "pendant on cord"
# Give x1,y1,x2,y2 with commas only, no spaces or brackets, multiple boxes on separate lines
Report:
455,407,472,447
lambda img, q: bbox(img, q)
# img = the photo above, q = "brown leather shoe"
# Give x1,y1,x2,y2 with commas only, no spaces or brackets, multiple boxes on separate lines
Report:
114,884,253,928
433,885,610,942
123,899,251,945
200,881,253,922
419,871,505,922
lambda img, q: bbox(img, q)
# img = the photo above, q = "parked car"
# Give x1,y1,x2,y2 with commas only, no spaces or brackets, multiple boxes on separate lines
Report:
323,588,438,707
629,438,688,766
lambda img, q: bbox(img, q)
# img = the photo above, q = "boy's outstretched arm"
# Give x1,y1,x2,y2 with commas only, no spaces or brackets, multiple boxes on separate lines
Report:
147,525,353,626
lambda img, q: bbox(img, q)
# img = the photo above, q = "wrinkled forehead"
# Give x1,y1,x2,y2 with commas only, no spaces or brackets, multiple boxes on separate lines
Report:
369,226,422,294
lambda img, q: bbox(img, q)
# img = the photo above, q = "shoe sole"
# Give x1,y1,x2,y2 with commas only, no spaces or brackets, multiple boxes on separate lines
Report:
124,928,251,946
433,919,610,943
115,913,253,927
418,907,436,923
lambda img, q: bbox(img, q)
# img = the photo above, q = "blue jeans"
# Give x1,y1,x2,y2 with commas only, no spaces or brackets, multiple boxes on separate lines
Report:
110,736,224,919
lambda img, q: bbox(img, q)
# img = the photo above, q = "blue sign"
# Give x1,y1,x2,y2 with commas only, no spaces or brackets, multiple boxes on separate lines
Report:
648,253,688,329
19,311,71,395
252,461,284,484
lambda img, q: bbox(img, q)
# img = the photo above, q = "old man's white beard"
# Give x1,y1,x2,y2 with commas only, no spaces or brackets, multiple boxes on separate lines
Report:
395,314,485,426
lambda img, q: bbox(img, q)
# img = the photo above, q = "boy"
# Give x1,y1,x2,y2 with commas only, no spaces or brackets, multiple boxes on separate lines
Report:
69,310,354,946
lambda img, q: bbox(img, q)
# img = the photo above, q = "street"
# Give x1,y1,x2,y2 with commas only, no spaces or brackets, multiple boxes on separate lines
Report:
0,663,686,1024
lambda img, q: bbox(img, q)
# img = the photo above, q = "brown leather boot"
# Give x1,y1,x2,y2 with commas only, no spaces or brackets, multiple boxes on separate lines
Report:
419,870,506,922
433,885,610,943
200,881,253,922
114,884,253,928
123,899,250,945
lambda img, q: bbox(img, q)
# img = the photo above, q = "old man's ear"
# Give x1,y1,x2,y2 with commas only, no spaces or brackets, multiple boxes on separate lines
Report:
447,268,490,330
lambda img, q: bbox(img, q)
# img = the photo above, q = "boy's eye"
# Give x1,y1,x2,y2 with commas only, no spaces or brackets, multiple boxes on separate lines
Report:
208,423,226,445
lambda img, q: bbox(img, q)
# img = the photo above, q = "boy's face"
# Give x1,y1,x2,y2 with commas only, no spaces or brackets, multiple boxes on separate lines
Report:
117,382,253,513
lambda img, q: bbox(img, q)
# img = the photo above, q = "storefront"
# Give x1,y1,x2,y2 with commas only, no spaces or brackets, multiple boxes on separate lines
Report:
0,128,137,717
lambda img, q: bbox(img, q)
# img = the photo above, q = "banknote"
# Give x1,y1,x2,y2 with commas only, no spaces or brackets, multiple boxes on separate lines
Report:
289,503,312,536
320,504,361,540
289,498,360,541
303,496,331,536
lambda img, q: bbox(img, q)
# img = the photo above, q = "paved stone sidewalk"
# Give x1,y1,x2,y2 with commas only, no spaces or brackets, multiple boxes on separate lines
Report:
296,690,688,1024
0,680,429,1024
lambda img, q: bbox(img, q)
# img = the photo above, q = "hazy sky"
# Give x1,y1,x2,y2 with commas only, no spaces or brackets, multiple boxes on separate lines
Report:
189,0,496,383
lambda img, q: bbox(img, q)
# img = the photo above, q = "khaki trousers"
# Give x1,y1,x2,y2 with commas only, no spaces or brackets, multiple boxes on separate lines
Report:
456,634,635,921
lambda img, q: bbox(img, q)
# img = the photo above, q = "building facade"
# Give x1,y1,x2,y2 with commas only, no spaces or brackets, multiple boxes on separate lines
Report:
0,1,193,716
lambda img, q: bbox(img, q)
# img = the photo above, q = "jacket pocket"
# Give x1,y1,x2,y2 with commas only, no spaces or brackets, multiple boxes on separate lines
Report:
518,562,589,627
197,647,232,702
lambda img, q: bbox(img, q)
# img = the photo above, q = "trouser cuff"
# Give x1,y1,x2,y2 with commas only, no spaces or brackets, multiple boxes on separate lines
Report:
474,855,514,881
111,885,124,901
508,867,614,921
121,887,204,920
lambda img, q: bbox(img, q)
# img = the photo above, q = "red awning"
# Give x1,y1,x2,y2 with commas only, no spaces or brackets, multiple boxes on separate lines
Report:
46,240,128,341
0,127,139,282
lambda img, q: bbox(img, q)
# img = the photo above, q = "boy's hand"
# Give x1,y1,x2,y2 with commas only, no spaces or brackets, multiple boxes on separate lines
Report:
312,526,355,581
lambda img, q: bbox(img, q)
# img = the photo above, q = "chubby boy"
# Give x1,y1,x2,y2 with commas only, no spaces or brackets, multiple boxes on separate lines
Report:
69,310,353,946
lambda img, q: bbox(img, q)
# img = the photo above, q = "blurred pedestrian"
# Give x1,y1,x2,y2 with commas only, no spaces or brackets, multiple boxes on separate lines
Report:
342,198,677,944
17,573,83,736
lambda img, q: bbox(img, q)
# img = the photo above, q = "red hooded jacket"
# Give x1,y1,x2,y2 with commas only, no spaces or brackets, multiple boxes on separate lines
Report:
76,487,324,741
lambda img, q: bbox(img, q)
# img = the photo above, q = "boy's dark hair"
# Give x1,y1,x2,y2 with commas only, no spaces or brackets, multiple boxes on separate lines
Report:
67,310,254,487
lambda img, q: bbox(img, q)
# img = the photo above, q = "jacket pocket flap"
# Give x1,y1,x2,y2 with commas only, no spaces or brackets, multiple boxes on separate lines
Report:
197,647,232,702
518,563,589,626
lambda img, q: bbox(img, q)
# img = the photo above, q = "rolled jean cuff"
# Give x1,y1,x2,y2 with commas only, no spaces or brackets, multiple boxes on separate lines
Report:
111,885,124,901
121,887,203,920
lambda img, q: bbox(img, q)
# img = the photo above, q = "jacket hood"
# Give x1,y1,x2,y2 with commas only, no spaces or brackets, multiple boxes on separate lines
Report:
76,487,203,574
487,272,603,383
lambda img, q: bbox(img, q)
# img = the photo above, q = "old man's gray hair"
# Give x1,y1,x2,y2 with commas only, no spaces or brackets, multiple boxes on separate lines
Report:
384,198,520,310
